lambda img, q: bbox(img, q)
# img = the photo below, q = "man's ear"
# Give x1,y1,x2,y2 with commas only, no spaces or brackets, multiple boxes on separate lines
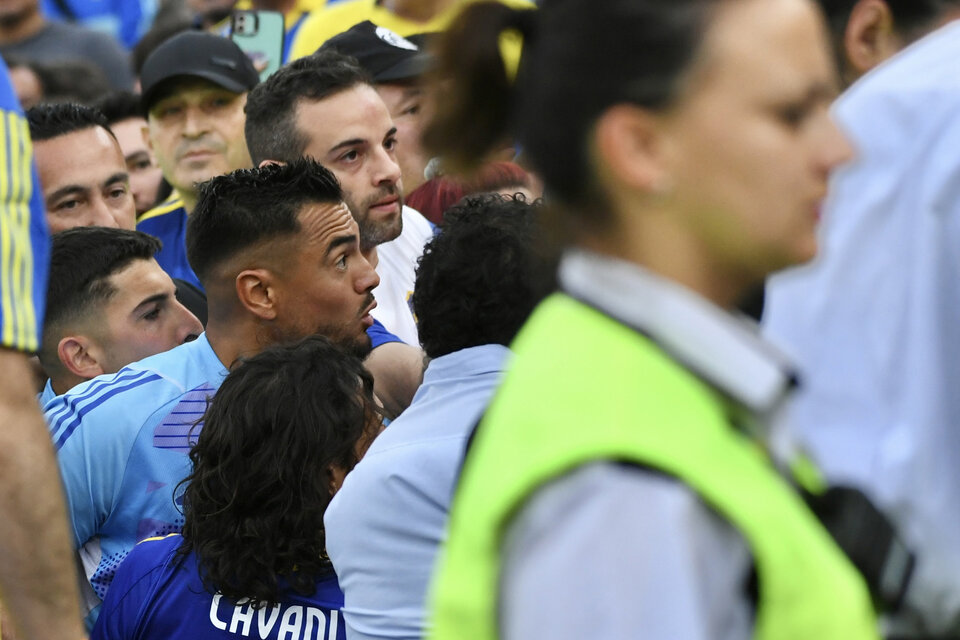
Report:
142,122,154,155
258,159,286,169
844,0,901,79
236,268,278,320
593,104,672,196
57,336,104,381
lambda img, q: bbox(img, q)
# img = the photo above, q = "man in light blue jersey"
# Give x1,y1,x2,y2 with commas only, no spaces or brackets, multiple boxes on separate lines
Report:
45,158,380,628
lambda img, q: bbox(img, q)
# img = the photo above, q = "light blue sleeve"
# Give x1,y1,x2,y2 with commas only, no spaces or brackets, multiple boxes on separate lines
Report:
45,370,164,548
499,462,753,640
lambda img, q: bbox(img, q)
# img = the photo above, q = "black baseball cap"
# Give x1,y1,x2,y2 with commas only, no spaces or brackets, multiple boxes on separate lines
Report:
320,21,432,83
140,31,260,111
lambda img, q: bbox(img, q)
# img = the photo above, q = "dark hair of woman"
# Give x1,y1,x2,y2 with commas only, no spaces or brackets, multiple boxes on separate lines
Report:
424,0,718,215
176,335,379,608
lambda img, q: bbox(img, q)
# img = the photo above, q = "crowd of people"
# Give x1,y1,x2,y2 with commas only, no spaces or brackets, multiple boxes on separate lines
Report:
2,0,960,639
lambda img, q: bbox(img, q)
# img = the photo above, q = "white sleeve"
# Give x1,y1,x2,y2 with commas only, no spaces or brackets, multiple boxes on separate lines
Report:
499,462,753,640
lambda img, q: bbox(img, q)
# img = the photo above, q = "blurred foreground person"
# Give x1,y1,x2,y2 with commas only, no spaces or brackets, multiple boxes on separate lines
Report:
421,0,898,639
764,19,960,637
91,336,381,640
0,58,84,640
326,195,550,640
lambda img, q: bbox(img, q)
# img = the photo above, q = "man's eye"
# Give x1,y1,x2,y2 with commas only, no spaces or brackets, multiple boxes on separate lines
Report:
157,106,182,119
402,104,420,116
143,307,160,321
56,199,81,210
336,255,347,270
340,150,360,162
132,159,152,171
109,187,128,199
385,138,398,151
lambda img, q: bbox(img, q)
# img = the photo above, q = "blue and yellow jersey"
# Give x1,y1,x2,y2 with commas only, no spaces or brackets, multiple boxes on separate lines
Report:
0,59,47,354
137,195,202,290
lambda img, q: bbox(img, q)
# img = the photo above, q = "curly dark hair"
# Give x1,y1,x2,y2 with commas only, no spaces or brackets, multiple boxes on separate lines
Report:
412,194,551,358
177,335,378,608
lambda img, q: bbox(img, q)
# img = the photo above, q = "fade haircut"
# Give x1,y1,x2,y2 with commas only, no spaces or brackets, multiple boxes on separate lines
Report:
26,103,114,142
186,158,343,286
94,91,143,127
413,194,551,359
40,227,161,371
178,335,379,607
244,49,373,165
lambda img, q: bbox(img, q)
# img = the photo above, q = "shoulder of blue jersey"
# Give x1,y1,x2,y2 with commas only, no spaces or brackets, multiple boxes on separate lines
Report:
137,197,184,225
44,365,184,451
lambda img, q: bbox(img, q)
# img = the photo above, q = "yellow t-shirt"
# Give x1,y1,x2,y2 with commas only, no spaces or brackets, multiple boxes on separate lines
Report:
233,0,328,30
289,0,534,61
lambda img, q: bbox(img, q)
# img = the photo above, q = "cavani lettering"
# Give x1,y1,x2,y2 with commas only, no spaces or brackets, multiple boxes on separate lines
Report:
209,594,340,639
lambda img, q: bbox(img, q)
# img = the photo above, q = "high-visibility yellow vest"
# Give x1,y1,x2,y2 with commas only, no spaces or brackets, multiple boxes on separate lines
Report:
429,293,879,640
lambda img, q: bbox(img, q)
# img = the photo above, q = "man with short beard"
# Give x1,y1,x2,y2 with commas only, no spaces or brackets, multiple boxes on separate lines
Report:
244,48,434,348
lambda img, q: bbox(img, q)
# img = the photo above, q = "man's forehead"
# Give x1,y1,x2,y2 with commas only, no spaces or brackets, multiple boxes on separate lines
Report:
294,86,393,147
149,76,244,106
36,126,125,170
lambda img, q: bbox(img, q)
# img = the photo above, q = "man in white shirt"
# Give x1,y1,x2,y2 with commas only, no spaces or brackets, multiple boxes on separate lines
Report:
764,19,960,636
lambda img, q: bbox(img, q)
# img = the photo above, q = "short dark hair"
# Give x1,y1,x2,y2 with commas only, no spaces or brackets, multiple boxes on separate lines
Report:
26,103,113,142
413,194,549,358
186,158,343,285
94,91,143,126
40,227,162,370
178,335,378,608
244,49,372,165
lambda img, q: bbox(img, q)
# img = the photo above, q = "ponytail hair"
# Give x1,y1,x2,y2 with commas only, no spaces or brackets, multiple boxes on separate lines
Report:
425,0,719,211
424,3,536,174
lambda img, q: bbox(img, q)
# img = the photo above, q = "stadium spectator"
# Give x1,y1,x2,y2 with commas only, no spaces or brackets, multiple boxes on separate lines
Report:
44,159,379,628
288,0,532,62
39,0,158,49
764,17,960,636
91,335,380,640
38,227,202,405
26,103,135,233
321,21,433,193
137,31,259,289
0,0,133,89
419,0,902,638
6,57,112,107
244,49,429,415
0,57,85,640
96,91,168,215
325,194,549,640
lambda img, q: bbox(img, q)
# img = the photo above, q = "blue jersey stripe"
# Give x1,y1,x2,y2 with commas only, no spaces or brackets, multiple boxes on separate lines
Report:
45,369,157,428
50,372,162,449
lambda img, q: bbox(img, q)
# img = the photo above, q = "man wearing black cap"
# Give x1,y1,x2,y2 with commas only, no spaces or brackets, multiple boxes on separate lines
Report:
137,31,260,290
323,21,431,193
